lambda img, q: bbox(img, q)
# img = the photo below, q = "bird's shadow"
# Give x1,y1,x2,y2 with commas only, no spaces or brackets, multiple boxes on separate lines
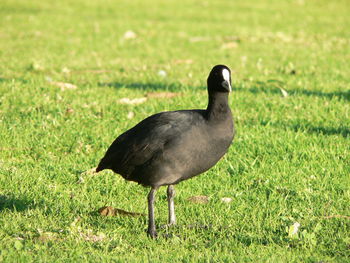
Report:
294,89,350,101
291,124,350,138
98,82,187,92
260,120,350,138
234,80,350,101
0,77,29,84
0,195,33,212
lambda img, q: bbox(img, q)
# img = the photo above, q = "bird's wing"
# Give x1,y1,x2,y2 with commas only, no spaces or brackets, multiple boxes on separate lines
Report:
96,110,203,174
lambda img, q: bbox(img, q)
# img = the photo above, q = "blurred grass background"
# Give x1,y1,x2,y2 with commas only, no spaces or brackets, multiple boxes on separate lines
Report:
0,0,349,262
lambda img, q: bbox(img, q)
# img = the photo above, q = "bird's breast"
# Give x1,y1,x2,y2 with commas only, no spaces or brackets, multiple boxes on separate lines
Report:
163,121,233,181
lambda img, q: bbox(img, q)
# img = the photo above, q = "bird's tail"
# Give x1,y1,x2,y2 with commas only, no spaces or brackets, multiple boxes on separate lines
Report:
95,163,106,173
96,156,112,173
95,159,106,172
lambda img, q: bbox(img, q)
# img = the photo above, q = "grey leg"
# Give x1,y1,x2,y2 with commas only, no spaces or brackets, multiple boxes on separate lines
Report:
147,187,158,238
167,185,176,225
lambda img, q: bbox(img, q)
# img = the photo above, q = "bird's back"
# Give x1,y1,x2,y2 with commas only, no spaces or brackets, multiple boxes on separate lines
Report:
96,110,203,174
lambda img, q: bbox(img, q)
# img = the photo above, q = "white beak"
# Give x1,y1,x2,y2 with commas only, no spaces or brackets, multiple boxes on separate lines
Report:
222,80,232,92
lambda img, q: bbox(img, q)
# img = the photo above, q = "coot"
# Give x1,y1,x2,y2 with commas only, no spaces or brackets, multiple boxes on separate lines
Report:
96,65,235,238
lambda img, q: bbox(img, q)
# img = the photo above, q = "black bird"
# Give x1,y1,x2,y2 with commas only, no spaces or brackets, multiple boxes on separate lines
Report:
96,65,235,238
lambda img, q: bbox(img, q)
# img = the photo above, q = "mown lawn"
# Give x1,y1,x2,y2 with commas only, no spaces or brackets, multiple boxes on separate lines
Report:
0,0,349,262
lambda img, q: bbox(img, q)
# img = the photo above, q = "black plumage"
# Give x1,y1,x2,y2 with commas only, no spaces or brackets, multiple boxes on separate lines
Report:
96,65,235,237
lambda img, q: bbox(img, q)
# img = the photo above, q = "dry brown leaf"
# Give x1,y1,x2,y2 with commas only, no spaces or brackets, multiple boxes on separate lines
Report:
98,206,145,217
51,81,77,91
189,36,211,42
118,97,147,105
280,88,289,97
288,222,301,238
173,59,193,64
146,92,180,99
187,195,209,204
66,108,74,114
36,232,59,242
61,67,70,73
158,70,167,77
78,229,106,242
222,42,239,49
123,30,137,39
127,111,135,119
221,197,233,203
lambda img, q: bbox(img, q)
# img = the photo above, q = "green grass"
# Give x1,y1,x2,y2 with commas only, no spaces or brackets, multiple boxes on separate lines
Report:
1,0,349,261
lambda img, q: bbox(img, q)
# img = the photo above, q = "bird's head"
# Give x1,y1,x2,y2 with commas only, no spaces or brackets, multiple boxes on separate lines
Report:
207,65,232,93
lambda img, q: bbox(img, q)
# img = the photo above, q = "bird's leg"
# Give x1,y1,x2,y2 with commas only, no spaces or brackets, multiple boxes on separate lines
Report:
147,187,158,238
167,185,176,226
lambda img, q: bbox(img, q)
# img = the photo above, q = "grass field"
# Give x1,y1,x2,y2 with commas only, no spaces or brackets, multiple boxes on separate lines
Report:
1,0,349,261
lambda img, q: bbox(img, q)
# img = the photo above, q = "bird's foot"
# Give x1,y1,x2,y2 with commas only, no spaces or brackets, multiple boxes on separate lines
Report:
147,229,158,239
168,220,176,226
160,222,176,229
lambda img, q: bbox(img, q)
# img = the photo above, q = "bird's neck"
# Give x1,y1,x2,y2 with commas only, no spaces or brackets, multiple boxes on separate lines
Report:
206,91,231,121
